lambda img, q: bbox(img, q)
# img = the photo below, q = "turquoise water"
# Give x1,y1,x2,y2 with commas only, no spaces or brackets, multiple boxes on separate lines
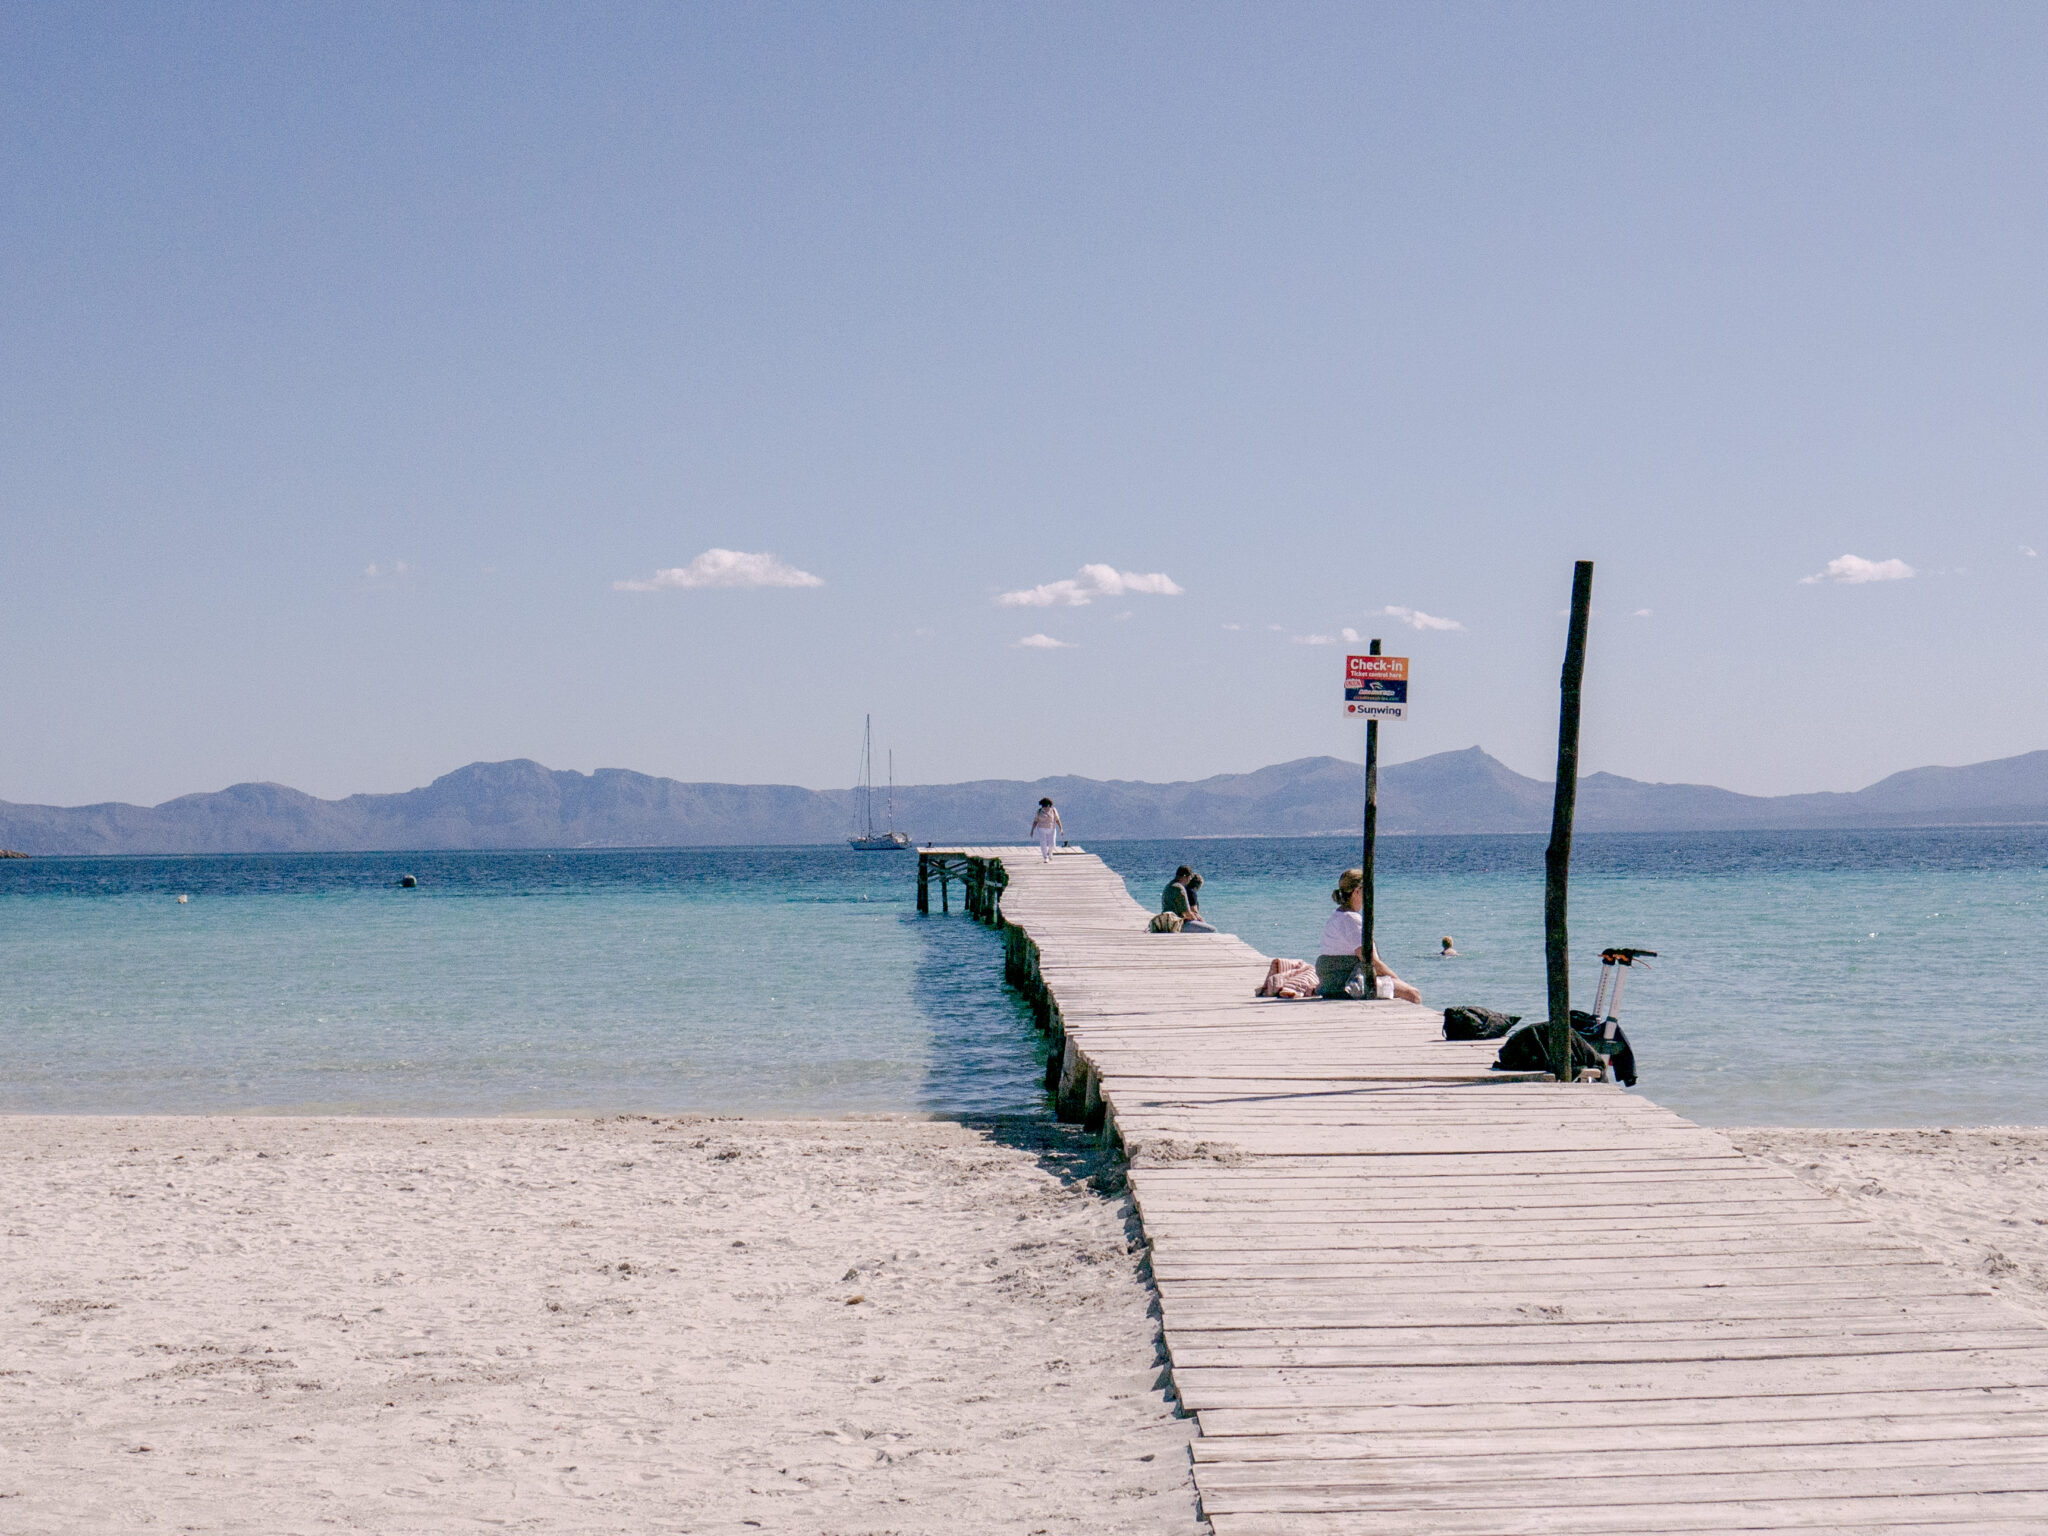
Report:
0,850,1045,1117
2,832,2044,1125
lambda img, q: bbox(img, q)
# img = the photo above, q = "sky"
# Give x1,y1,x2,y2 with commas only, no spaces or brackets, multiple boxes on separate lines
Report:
4,2,2046,807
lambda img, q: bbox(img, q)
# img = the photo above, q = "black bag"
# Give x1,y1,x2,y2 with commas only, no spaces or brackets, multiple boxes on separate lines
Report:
1492,1012,1637,1087
1442,1005,1520,1040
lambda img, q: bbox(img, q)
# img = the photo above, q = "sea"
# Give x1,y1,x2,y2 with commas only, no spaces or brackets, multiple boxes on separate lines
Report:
2,830,2044,1127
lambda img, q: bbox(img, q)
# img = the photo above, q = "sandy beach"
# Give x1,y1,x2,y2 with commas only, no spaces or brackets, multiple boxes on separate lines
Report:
0,1116,1200,1535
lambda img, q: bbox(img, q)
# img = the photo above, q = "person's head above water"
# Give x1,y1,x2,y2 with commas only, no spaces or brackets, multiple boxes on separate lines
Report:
1332,868,1364,908
1441,936,1454,952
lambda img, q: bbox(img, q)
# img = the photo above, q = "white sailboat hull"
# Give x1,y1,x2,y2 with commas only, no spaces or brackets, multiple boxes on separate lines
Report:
848,832,913,851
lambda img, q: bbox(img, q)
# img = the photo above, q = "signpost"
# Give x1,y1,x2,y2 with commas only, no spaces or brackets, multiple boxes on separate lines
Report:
1344,652,1409,719
1345,646,1408,997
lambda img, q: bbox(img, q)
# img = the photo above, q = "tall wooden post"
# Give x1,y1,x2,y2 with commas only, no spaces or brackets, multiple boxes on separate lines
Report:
917,854,929,914
1360,637,1381,996
1546,562,1594,1081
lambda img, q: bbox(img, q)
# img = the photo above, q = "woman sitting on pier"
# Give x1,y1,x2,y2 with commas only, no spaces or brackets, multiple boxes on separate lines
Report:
1317,868,1421,1002
1161,867,1218,933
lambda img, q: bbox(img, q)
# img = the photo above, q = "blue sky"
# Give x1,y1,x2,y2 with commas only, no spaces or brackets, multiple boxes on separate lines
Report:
4,2,2045,805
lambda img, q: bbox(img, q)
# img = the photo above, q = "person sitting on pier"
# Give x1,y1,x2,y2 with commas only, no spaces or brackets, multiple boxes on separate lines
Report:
1161,867,1217,934
1030,798,1063,862
1317,868,1421,1002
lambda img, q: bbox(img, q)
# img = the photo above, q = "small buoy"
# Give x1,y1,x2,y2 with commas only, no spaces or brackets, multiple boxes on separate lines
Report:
399,874,417,888
176,894,189,904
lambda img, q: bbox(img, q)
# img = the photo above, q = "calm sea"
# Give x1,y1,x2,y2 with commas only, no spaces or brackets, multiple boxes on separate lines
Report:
2,830,2044,1126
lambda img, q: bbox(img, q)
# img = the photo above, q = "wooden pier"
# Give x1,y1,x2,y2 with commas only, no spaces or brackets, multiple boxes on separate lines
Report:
925,846,2048,1534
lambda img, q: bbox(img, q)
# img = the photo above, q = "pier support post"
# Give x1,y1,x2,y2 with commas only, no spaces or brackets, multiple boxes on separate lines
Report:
1055,1038,1088,1121
1545,561,1594,1082
917,854,929,914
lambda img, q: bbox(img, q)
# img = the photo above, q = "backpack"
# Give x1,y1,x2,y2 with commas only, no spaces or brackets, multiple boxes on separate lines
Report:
1442,1005,1519,1040
1493,1012,1637,1086
1147,911,1184,933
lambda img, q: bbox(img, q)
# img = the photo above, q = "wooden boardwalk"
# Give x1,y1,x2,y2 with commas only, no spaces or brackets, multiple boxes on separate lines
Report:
940,846,2048,1535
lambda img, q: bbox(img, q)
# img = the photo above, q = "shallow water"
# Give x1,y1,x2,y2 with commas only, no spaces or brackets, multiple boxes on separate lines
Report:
0,849,1044,1116
1093,830,2048,1127
2,831,2044,1125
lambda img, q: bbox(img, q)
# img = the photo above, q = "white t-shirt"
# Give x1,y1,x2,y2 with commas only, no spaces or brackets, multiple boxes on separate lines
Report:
1320,908,1363,957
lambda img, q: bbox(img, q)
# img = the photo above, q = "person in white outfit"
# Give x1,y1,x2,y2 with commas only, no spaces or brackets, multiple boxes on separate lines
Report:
1030,798,1063,861
1316,868,1420,1001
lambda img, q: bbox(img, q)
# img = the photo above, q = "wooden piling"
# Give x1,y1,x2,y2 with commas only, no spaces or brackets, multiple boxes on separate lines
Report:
1545,560,1594,1082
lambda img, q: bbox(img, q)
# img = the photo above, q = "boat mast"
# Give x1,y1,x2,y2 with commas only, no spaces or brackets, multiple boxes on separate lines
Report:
861,715,875,838
887,750,896,835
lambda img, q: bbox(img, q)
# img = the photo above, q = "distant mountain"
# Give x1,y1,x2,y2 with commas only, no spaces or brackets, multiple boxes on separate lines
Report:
4,746,2047,855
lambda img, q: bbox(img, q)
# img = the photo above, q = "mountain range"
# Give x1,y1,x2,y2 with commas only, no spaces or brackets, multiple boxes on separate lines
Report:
5,746,2048,855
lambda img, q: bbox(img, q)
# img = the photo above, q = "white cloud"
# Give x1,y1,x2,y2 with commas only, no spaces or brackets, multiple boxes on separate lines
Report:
1340,627,1361,643
1015,633,1075,649
1291,633,1337,646
1221,622,1243,631
1267,623,1282,631
1633,608,1653,618
365,560,411,579
2024,546,2039,558
1382,604,1464,632
615,549,824,591
997,563,1183,607
1799,554,1914,585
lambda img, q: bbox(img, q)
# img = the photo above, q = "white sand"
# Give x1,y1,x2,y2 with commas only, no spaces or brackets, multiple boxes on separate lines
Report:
0,1116,1200,1535
1731,1126,2048,1324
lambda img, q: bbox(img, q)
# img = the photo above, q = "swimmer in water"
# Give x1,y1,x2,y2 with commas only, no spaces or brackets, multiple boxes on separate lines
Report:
1439,936,1458,957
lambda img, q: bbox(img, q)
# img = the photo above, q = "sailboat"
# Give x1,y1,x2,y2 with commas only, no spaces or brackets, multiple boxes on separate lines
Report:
848,715,912,851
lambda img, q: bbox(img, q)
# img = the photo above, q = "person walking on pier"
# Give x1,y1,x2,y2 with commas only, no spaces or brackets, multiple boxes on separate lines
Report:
1031,798,1063,862
1317,868,1420,1002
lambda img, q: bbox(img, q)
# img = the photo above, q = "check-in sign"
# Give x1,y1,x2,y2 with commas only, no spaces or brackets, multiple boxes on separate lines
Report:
1345,654,1409,719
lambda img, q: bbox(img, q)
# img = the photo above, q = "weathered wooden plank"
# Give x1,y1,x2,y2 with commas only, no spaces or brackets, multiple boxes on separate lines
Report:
1190,1414,2048,1460
1169,1349,2048,1411
1166,1312,2025,1345
1167,1329,2048,1369
1204,1493,2048,1534
1197,1464,2048,1511
1163,1302,2007,1335
1207,1514,2048,1536
1192,1386,2048,1438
